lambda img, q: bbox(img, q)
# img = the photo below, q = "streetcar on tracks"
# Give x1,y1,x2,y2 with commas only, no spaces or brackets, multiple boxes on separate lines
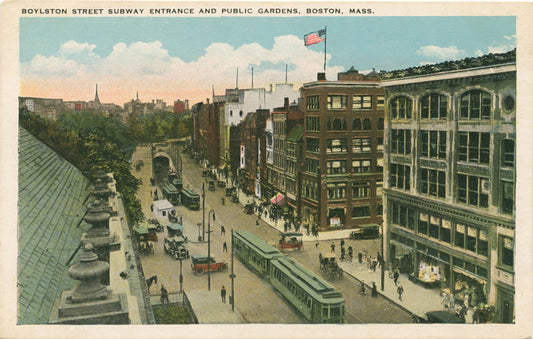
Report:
180,188,200,210
233,230,345,323
162,183,180,205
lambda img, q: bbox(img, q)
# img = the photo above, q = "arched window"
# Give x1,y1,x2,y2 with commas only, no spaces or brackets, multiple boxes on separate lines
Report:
390,96,413,120
460,90,491,120
363,118,372,130
353,118,362,130
421,93,447,119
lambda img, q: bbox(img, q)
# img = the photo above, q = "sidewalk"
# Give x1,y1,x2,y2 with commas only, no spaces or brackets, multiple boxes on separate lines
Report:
339,259,444,319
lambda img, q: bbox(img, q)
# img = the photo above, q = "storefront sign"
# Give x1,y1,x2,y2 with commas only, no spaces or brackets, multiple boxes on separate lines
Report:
330,217,341,226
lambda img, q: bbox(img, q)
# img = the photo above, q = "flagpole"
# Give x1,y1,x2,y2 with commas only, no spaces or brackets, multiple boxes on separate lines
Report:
323,26,327,73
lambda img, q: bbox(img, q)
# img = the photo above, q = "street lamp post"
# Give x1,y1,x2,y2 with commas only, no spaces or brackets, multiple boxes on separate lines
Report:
230,229,236,312
207,209,215,291
179,257,184,302
202,183,206,241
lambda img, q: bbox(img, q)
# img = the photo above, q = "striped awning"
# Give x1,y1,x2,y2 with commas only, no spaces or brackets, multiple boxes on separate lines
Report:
270,193,285,206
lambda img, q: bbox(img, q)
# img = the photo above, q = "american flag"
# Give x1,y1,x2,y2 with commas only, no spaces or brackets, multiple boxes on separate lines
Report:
304,28,326,46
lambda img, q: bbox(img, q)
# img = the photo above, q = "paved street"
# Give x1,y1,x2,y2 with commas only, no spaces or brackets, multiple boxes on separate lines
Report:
132,144,412,323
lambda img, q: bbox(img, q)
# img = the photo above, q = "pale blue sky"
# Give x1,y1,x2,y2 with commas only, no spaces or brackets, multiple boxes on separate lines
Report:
20,16,516,104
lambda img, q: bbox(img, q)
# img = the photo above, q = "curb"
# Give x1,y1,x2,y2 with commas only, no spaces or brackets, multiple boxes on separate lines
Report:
341,268,421,320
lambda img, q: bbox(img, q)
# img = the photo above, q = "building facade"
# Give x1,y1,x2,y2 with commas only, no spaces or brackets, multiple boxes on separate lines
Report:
382,52,516,323
300,70,385,233
192,100,222,167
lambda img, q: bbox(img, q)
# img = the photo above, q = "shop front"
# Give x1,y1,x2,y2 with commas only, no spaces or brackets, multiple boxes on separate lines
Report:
451,267,490,322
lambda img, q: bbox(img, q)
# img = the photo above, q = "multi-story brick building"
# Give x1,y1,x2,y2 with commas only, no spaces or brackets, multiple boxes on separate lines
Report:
382,50,516,323
192,99,222,167
300,69,385,233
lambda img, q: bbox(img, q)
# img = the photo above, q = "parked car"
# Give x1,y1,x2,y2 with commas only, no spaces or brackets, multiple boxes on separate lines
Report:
163,236,189,260
349,225,380,240
191,254,228,274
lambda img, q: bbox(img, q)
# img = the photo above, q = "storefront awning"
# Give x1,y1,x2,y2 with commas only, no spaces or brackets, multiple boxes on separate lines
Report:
453,267,487,285
270,193,285,206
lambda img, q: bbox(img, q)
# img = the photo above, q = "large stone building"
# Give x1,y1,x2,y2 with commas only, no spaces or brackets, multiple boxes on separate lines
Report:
381,50,516,323
300,69,385,233
192,100,223,167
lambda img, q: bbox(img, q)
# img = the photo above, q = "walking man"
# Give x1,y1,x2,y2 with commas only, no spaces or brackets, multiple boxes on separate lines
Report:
393,270,400,286
221,225,226,236
371,282,378,297
221,286,227,303
358,252,362,264
223,241,228,252
160,285,169,304
397,284,404,301
331,242,335,253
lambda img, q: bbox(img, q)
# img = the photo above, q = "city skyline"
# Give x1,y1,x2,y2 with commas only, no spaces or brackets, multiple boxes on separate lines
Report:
20,16,515,105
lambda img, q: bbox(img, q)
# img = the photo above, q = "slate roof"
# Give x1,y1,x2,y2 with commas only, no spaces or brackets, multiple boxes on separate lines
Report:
18,127,92,324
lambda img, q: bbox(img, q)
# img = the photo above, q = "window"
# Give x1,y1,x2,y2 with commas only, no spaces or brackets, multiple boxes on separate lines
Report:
390,96,413,119
230,110,233,117
305,158,319,175
352,205,370,218
326,138,347,153
460,90,491,120
457,174,489,208
352,159,371,173
390,164,410,190
391,129,411,155
306,138,319,153
458,132,490,164
306,117,320,131
327,95,347,110
327,160,347,174
352,182,370,199
419,168,446,198
502,139,515,168
376,181,383,196
353,95,372,110
420,130,447,159
239,110,243,117
307,95,320,110
302,179,318,200
377,95,385,109
377,118,384,130
500,236,514,268
327,117,347,131
377,137,384,152
501,181,514,215
419,213,428,235
327,182,346,199
376,204,383,216
363,118,372,130
455,224,465,248
391,203,416,231
352,138,371,153
352,118,362,130
421,93,448,119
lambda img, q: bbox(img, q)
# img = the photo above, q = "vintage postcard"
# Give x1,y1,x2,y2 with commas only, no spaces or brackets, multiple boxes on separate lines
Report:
1,1,532,338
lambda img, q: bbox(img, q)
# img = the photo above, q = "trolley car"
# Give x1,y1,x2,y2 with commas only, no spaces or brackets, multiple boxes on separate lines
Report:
233,230,345,323
180,188,200,210
162,183,180,205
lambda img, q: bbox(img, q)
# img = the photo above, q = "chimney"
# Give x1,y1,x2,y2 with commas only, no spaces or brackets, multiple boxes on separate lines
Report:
317,72,326,81
284,97,289,109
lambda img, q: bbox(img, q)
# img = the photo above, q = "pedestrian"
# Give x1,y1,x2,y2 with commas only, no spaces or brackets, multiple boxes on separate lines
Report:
377,253,382,268
160,285,169,304
221,225,225,236
221,286,226,303
359,281,366,295
221,197,225,205
331,242,335,253
442,292,450,309
372,259,378,272
315,240,319,249
340,239,345,248
223,241,228,252
449,293,455,312
371,282,378,297
358,252,362,264
256,219,259,225
473,307,480,324
393,270,399,286
397,284,404,301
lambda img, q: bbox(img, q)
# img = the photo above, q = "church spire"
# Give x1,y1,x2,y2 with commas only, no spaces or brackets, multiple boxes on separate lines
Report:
94,84,100,104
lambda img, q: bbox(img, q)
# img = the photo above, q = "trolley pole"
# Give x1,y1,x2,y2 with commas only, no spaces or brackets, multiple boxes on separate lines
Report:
230,229,236,312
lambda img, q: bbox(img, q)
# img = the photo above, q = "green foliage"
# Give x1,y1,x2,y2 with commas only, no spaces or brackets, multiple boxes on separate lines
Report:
153,304,190,324
19,109,143,225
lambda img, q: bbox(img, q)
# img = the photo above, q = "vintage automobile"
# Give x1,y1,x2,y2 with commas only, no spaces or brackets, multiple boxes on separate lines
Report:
225,187,235,197
349,224,380,240
190,254,228,274
279,232,303,251
208,180,216,191
425,310,464,323
167,222,184,237
319,253,343,279
134,226,149,242
244,202,255,214
146,223,158,242
147,218,163,232
163,236,189,260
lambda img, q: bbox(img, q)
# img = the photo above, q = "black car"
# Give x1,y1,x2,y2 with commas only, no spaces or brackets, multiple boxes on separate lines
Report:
425,310,464,323
349,225,380,240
